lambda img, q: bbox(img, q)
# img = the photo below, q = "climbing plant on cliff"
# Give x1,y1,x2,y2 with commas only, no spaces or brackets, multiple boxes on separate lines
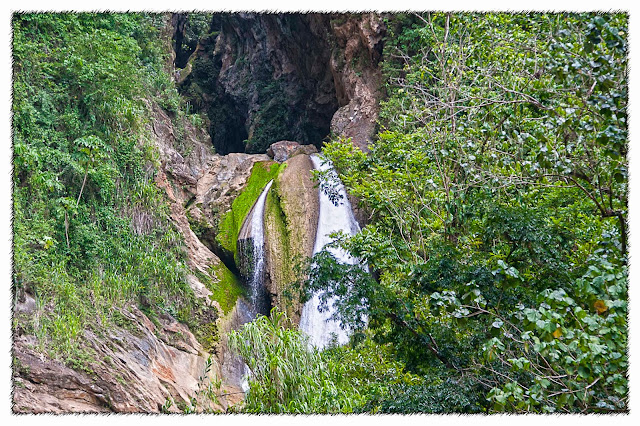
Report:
316,12,627,413
12,13,209,365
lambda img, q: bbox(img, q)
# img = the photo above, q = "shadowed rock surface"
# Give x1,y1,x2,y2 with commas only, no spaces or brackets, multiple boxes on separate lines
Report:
267,140,318,163
176,13,385,154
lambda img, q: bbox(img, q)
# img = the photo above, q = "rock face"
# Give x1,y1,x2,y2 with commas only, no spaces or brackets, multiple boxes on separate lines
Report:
328,13,386,151
176,13,386,154
267,140,318,163
179,13,339,154
13,306,243,413
184,152,271,272
263,154,320,323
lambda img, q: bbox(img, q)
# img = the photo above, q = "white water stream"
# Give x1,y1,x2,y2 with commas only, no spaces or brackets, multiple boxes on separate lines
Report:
225,180,273,393
247,180,273,315
299,154,362,349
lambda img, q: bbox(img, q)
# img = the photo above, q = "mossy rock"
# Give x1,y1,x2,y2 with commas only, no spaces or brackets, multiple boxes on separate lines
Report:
215,161,287,265
263,154,319,323
209,262,246,316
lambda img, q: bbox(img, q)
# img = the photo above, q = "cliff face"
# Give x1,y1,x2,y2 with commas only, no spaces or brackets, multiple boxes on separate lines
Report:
13,306,232,413
13,13,384,413
176,13,386,154
328,13,386,151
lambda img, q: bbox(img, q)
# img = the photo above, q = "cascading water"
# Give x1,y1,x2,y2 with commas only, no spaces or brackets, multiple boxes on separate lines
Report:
225,180,273,393
246,180,273,315
299,154,362,349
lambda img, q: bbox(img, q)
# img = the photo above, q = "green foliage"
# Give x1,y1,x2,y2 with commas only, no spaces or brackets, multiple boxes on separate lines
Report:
12,13,203,365
215,161,286,259
486,256,628,413
228,309,363,413
208,263,245,315
368,377,484,413
313,12,627,413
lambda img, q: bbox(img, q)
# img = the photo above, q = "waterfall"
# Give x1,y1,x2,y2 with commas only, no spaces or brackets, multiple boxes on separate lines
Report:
237,180,273,316
227,180,273,393
246,180,273,315
299,154,361,349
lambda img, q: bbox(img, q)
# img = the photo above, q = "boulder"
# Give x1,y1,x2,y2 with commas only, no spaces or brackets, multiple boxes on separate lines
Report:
266,140,318,163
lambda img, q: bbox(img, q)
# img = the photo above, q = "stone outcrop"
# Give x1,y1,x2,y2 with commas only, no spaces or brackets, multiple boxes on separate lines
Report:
263,154,319,323
185,152,271,272
13,305,243,413
266,140,318,163
328,13,386,151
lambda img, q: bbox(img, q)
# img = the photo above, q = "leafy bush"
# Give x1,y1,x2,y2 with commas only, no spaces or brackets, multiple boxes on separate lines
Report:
228,309,363,413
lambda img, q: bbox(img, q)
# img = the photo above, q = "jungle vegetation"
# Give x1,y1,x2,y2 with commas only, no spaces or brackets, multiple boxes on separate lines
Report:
242,12,628,414
12,12,628,414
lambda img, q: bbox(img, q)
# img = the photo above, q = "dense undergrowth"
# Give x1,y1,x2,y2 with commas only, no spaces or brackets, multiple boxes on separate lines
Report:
12,12,629,415
232,13,629,414
12,13,213,366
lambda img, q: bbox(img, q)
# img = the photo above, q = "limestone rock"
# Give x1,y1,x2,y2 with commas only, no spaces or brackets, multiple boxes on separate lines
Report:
12,306,239,413
266,140,318,163
263,154,319,324
329,13,386,151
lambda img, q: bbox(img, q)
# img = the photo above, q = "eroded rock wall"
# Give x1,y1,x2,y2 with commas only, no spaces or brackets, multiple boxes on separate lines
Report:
179,13,338,154
176,12,386,154
13,307,243,413
328,13,386,151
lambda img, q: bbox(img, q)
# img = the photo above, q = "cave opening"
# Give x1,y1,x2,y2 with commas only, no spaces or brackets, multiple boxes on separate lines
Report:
174,13,340,155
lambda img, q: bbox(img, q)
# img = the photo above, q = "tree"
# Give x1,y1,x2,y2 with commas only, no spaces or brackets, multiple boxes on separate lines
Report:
313,12,627,413
72,135,111,207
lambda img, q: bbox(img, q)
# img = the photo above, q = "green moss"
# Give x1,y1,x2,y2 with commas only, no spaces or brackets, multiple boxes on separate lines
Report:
174,269,222,352
216,161,287,261
209,262,245,315
265,181,291,276
264,179,300,320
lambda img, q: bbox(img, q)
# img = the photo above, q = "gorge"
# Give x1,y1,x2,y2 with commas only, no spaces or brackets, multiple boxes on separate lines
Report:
12,11,385,413
12,11,629,414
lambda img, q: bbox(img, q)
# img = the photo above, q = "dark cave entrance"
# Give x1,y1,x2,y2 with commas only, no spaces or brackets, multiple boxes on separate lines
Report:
174,13,340,155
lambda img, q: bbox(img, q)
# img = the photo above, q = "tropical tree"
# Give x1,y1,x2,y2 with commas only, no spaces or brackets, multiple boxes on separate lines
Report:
311,12,627,413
